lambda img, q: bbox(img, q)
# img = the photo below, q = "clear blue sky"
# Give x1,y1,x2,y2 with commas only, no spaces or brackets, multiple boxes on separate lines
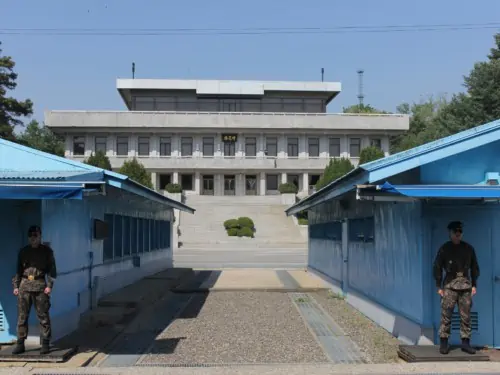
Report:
2,0,500,123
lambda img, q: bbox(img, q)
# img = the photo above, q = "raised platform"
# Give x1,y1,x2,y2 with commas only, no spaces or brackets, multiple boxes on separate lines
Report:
0,345,77,363
398,345,489,362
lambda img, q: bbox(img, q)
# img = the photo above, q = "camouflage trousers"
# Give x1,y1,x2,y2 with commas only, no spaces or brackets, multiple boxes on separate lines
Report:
439,288,472,339
17,291,52,340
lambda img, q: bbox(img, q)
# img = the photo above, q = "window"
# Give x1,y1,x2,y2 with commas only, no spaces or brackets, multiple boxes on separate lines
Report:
349,217,375,243
287,137,299,157
350,138,361,157
308,137,320,157
181,137,193,156
245,137,257,157
181,174,194,191
266,174,279,190
114,216,123,258
155,97,176,111
137,218,144,253
265,137,277,157
138,137,150,156
94,136,107,154
224,141,236,157
159,174,171,190
203,137,214,156
143,219,150,252
130,218,138,254
283,99,304,113
123,216,131,256
329,138,340,157
103,214,114,261
160,137,171,156
370,138,382,149
73,136,85,156
134,97,155,111
116,136,129,156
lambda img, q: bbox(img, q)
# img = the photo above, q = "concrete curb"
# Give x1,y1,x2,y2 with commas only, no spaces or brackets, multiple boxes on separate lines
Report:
172,287,329,293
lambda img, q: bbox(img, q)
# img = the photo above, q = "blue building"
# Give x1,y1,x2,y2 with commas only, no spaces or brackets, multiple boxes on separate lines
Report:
286,119,500,348
0,139,194,344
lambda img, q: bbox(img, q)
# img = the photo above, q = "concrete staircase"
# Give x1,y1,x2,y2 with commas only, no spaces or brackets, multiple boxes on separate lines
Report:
178,195,307,250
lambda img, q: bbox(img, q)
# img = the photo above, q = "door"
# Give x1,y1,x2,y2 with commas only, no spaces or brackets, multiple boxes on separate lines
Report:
202,175,214,195
427,205,493,346
341,219,349,294
245,175,257,195
266,174,279,195
224,175,235,196
224,142,236,157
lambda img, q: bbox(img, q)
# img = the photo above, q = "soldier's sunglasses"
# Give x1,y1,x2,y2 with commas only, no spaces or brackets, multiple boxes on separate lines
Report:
454,229,463,234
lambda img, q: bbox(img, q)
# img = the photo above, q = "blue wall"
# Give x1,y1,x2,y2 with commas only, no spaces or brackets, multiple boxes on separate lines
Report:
309,198,426,325
420,140,500,184
41,190,172,318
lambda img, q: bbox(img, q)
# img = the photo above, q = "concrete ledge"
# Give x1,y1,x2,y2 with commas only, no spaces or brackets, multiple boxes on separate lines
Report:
307,266,435,346
172,287,329,293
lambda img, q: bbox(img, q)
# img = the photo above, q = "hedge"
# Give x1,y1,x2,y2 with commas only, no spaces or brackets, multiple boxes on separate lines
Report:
278,182,298,194
165,183,182,193
238,226,254,238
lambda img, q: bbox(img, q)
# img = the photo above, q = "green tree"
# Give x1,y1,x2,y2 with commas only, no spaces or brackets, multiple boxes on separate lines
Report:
0,42,33,140
391,95,449,153
16,120,65,156
359,146,385,165
85,150,112,170
315,157,355,190
343,104,390,114
118,158,154,189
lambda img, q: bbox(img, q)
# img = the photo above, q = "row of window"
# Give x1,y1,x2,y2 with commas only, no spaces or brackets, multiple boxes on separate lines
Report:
103,214,171,262
73,136,382,158
309,217,375,243
132,96,326,113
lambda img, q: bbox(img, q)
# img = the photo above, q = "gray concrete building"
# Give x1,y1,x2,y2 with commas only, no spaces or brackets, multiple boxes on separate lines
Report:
45,79,409,196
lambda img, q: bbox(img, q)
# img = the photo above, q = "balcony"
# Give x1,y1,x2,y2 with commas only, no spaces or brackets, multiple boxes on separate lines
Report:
46,110,409,132
70,155,346,171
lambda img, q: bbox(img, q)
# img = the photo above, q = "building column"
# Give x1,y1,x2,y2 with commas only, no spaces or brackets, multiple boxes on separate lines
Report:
195,172,201,194
150,172,158,191
281,172,287,185
173,172,179,184
302,172,309,193
259,172,266,196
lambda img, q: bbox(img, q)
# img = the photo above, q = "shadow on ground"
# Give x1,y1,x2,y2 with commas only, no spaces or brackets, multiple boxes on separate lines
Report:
46,268,219,362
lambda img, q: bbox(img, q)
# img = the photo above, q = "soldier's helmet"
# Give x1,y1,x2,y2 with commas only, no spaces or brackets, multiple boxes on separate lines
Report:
447,221,463,231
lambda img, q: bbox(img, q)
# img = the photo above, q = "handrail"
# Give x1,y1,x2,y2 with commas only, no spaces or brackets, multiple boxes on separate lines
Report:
48,110,405,118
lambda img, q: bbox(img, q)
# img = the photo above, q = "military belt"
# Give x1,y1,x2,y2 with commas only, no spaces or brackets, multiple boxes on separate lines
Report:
22,275,45,281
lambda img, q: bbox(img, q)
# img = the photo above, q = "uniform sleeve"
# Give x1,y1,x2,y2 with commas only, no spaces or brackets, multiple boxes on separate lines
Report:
12,249,23,289
46,247,57,289
433,246,445,288
470,245,480,287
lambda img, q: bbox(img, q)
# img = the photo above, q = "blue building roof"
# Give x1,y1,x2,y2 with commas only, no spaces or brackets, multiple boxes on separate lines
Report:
0,139,195,213
286,118,500,215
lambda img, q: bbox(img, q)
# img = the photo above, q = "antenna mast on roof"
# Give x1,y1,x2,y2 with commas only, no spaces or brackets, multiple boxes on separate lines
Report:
321,68,324,82
357,69,364,106
132,62,136,79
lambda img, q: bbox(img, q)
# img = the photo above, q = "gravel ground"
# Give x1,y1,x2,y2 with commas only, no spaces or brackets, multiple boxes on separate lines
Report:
313,290,403,363
141,292,329,364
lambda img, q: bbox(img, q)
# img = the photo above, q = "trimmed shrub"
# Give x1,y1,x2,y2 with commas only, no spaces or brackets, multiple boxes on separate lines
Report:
237,217,254,229
278,182,298,194
298,218,308,225
224,219,239,230
238,226,254,238
165,183,182,193
227,228,239,236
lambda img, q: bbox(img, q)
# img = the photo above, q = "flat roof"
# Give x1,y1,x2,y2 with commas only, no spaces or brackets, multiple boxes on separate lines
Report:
117,79,342,108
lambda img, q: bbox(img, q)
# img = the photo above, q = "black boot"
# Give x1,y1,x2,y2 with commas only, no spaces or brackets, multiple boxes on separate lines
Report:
439,337,450,354
40,339,50,355
11,339,25,355
461,338,476,354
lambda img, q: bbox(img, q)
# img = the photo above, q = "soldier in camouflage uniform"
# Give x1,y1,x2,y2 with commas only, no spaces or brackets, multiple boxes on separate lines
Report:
11,225,57,355
433,221,479,355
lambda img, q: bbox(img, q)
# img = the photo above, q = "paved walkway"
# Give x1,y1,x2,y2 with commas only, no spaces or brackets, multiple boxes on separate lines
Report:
2,362,500,375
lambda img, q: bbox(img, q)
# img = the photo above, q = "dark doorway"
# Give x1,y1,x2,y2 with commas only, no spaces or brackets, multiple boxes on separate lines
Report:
202,175,214,195
181,174,194,191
